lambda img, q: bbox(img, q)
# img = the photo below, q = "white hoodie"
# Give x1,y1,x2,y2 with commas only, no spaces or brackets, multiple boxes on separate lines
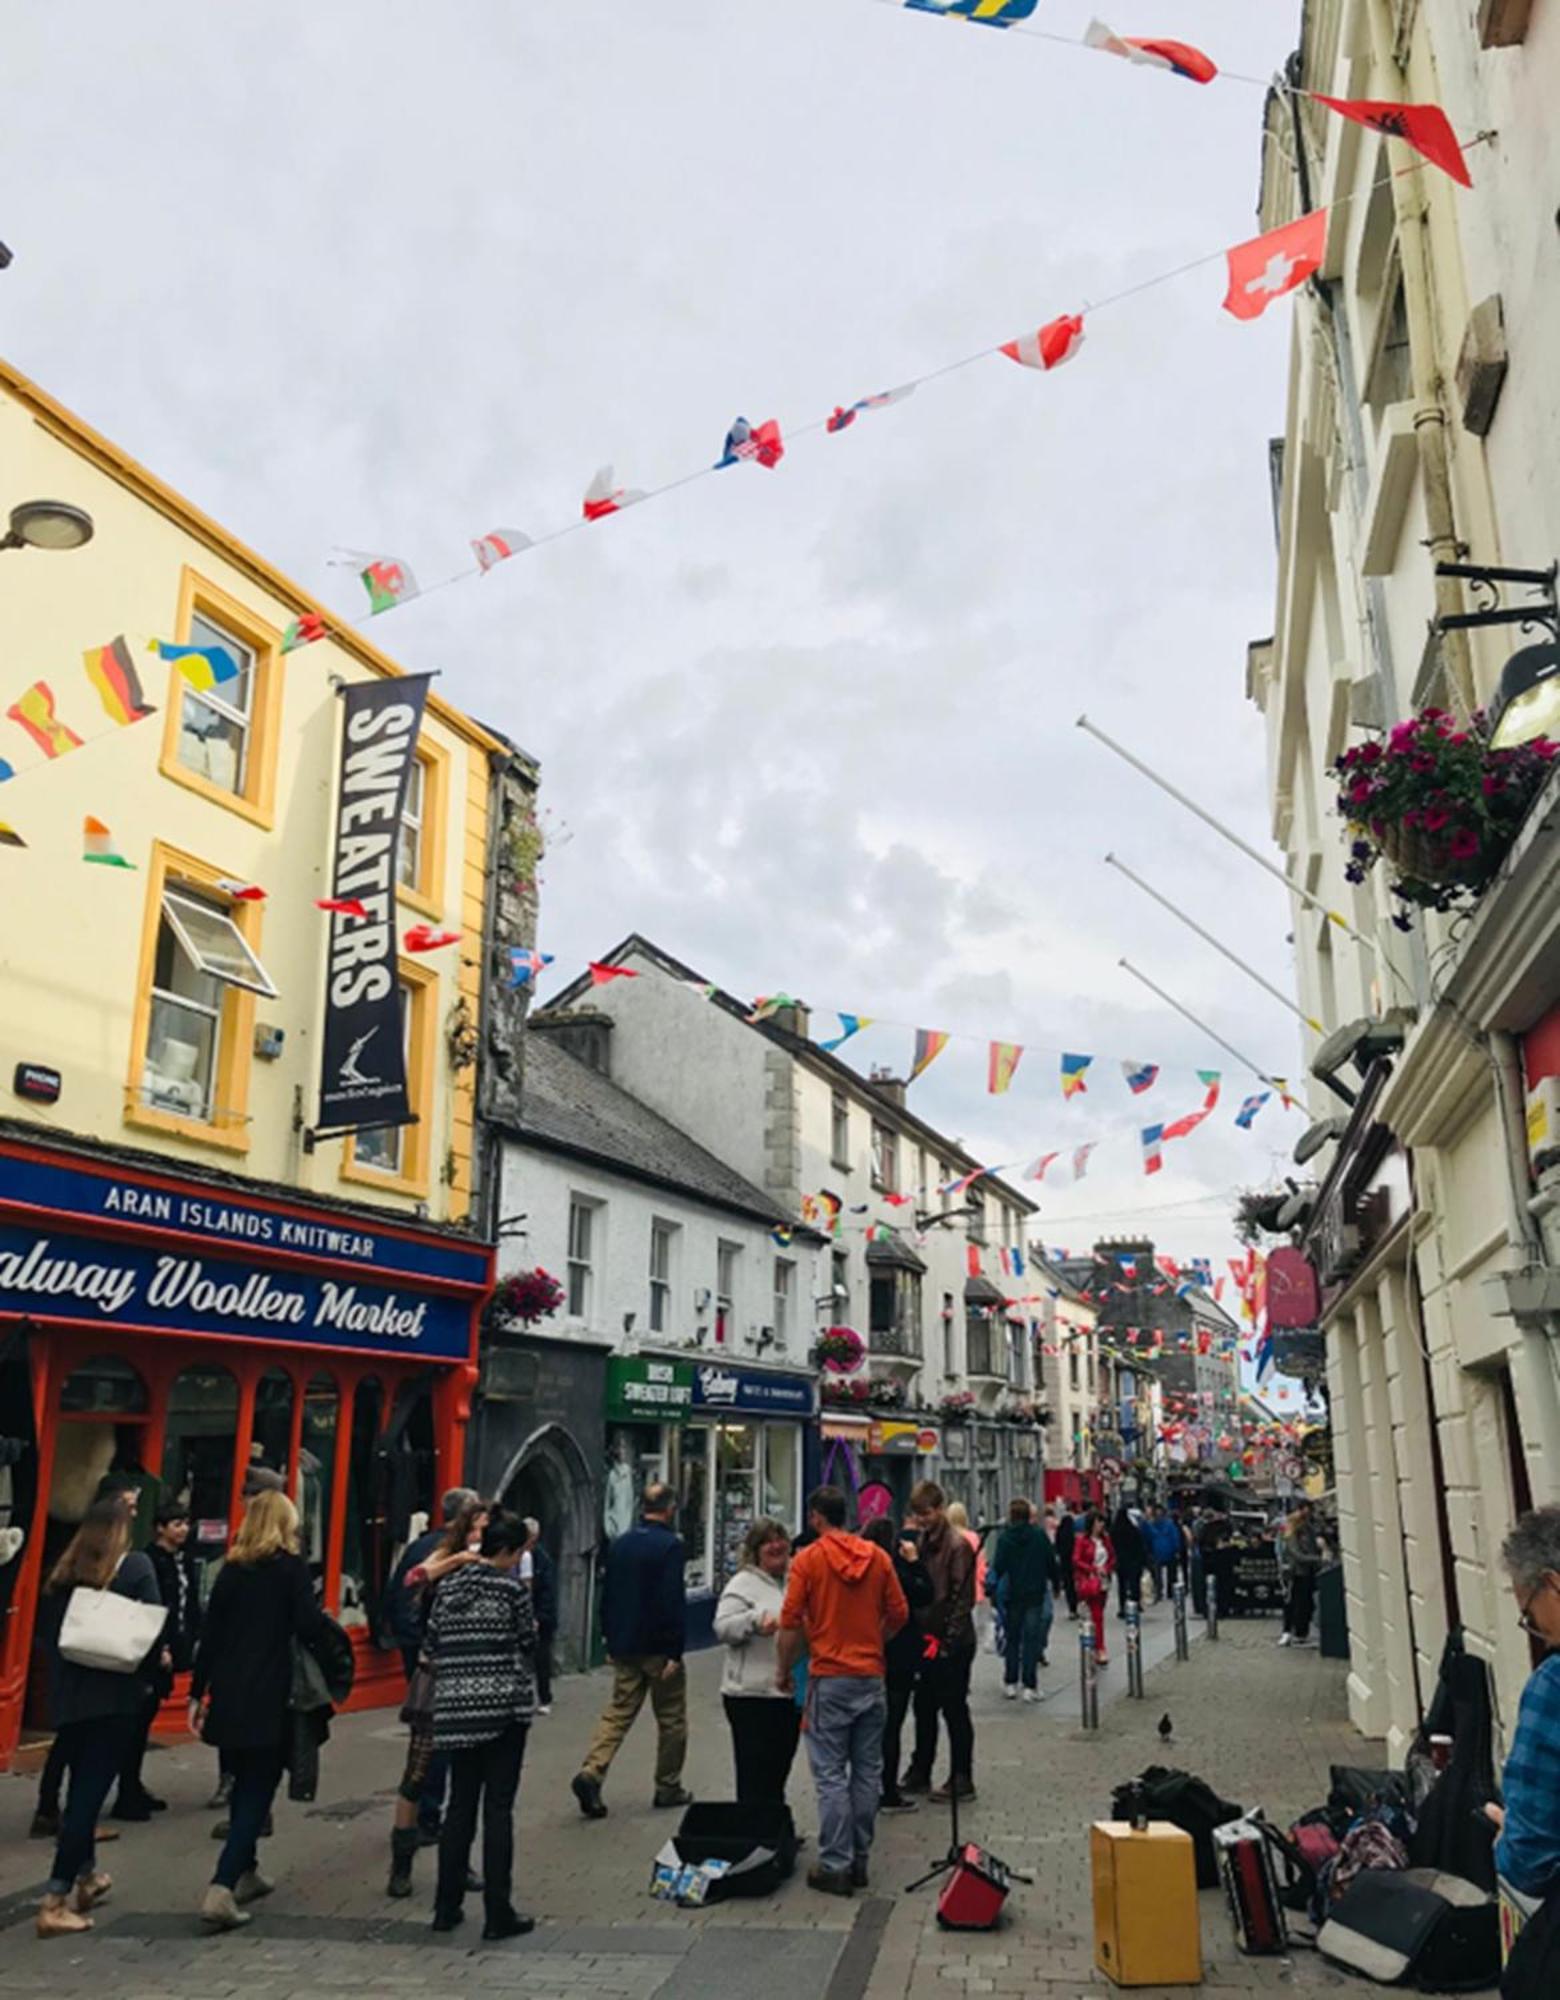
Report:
713,1565,790,1700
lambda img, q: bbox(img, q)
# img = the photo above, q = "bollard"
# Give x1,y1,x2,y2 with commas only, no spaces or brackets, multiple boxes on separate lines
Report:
1125,1599,1144,1698
1080,1625,1099,1730
1172,1580,1190,1662
1205,1593,1220,1642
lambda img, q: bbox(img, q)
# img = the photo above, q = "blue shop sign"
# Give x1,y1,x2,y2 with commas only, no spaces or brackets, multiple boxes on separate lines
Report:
691,1362,815,1418
0,1148,486,1287
0,1221,475,1363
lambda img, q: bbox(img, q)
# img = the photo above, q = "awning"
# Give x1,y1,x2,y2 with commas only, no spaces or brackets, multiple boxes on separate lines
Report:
964,1276,1006,1307
866,1235,926,1273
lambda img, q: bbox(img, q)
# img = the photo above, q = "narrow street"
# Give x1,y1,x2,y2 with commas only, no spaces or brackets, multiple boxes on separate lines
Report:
1,1603,1381,1998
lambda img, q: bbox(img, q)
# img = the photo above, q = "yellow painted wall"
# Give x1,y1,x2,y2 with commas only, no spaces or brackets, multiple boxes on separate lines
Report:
0,360,493,1223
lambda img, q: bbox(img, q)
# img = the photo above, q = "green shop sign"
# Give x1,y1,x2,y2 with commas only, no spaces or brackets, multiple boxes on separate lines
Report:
606,1355,695,1423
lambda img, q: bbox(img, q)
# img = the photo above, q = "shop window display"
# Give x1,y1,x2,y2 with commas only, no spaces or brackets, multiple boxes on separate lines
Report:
251,1366,294,1485
340,1377,384,1630
162,1363,239,1595
300,1374,338,1599
679,1425,710,1590
714,1423,757,1584
59,1354,149,1417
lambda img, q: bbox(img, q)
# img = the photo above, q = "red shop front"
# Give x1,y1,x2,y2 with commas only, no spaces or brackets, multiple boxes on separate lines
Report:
0,1133,491,1770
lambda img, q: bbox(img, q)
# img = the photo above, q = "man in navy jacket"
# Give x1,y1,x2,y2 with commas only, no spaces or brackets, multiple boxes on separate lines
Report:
571,1483,689,1819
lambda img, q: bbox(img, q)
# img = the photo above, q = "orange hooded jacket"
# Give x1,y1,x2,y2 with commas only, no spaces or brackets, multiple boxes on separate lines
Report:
781,1529,909,1679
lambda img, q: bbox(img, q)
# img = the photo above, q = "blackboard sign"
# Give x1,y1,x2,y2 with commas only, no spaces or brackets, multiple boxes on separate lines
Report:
1225,1542,1284,1617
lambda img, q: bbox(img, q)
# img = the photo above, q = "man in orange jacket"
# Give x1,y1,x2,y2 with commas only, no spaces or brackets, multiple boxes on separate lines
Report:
777,1487,908,1896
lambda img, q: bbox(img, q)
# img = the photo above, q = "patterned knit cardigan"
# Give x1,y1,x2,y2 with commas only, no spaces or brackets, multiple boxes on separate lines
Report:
425,1561,538,1748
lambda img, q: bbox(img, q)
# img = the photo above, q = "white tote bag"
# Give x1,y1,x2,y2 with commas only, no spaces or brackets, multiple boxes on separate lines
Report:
59,1578,167,1674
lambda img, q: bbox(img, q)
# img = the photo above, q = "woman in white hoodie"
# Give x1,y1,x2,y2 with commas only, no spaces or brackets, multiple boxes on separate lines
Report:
713,1518,798,1806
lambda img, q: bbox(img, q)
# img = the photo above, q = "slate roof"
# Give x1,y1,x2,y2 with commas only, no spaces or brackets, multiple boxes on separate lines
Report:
513,1030,792,1226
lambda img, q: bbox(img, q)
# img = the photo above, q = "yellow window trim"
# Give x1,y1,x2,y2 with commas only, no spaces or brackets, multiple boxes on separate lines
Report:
124,842,263,1157
339,956,438,1199
157,566,285,830
395,738,450,920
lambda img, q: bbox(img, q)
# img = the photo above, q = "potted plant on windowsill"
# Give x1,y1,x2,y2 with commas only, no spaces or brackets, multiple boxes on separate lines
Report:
1331,707,1558,925
937,1390,976,1424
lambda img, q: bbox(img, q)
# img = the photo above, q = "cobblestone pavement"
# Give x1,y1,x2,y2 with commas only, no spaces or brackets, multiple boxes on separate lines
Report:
0,1598,1385,1998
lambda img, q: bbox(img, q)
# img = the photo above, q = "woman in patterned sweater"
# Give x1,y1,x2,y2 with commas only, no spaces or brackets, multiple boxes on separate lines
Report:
424,1510,538,1940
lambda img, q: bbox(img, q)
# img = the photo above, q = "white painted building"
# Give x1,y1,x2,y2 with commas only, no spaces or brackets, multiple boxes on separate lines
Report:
1246,0,1560,1759
544,938,1049,1530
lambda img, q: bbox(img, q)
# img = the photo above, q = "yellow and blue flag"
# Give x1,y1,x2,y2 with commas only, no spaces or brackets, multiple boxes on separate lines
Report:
905,0,1039,25
151,639,240,692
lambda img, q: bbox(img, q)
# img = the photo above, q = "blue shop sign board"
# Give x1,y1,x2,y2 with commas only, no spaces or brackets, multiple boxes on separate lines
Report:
0,1145,486,1364
691,1361,815,1418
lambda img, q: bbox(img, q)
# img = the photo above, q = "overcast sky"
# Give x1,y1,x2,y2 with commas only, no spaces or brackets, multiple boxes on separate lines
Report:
3,1,1312,1376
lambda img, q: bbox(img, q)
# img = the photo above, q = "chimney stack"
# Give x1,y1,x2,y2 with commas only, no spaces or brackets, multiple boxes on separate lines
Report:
529,1008,614,1076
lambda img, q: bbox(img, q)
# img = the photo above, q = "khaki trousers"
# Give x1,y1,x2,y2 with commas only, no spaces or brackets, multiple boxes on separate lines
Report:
580,1655,687,1790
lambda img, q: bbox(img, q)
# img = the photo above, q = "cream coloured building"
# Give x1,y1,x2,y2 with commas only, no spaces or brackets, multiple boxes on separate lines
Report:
1245,0,1560,1761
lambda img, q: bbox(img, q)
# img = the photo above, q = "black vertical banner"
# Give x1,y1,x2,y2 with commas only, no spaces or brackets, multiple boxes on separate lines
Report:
316,674,433,1137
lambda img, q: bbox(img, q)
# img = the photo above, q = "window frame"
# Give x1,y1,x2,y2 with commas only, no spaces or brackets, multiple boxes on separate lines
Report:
870,1121,899,1194
394,740,449,919
566,1197,596,1321
715,1239,740,1347
772,1256,793,1349
649,1219,676,1335
340,957,437,1197
126,843,266,1155
158,568,285,829
830,1091,851,1172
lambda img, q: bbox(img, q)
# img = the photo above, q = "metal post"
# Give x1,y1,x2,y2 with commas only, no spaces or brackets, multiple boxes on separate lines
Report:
1125,1599,1144,1698
1173,1580,1190,1662
1205,1592,1220,1643
1079,1625,1099,1730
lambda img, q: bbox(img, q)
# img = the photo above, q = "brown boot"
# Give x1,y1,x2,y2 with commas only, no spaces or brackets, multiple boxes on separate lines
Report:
69,1871,112,1913
36,1892,92,1938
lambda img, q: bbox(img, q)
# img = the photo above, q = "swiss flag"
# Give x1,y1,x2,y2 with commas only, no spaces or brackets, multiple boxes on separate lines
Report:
1312,97,1471,188
1001,312,1085,371
1222,209,1327,321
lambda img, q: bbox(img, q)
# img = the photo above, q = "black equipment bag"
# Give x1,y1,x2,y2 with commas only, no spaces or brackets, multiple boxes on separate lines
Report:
671,1801,798,1900
1503,1885,1560,1999
1330,1764,1417,1819
1110,1765,1243,1889
1318,1868,1499,1991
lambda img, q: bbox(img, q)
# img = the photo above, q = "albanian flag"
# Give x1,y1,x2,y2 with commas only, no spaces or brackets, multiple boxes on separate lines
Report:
1002,313,1085,371
1223,209,1327,321
1312,96,1471,187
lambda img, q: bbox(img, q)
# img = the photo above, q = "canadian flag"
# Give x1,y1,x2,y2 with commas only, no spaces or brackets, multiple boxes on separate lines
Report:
1001,312,1085,371
1223,209,1328,321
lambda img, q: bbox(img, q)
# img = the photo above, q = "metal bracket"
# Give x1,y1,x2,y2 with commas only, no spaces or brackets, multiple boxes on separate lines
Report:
1434,559,1560,641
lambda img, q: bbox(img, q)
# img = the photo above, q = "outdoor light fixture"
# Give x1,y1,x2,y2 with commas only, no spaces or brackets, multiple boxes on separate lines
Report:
0,499,95,553
1276,1189,1314,1230
1488,641,1560,750
1293,1117,1348,1166
1311,1015,1405,1098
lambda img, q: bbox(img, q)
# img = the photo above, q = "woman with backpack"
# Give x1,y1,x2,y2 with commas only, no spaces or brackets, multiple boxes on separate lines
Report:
34,1499,164,1938
1073,1509,1114,1667
190,1488,333,1932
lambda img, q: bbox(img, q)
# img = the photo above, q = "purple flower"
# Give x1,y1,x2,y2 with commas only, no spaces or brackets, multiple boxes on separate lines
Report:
1391,913,1415,932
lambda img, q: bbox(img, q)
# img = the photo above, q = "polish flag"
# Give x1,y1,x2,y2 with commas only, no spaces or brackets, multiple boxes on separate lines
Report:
588,962,640,985
1223,209,1328,321
1312,96,1471,187
583,467,646,521
317,897,368,920
1001,313,1085,371
404,924,461,952
1084,20,1217,82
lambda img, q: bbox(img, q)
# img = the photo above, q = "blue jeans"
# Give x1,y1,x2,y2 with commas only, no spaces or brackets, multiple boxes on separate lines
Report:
47,1715,134,1894
212,1746,285,1889
1003,1600,1049,1691
805,1677,885,1876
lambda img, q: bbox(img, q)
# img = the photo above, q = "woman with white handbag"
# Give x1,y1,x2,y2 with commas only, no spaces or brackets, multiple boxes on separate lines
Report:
36,1498,166,1938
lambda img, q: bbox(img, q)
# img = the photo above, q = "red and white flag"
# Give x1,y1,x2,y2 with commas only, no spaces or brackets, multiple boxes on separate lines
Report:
1001,312,1085,371
404,923,461,952
1312,96,1471,187
472,527,534,572
583,466,646,522
316,896,369,920
216,878,266,902
1084,19,1217,83
588,962,640,985
1222,209,1327,321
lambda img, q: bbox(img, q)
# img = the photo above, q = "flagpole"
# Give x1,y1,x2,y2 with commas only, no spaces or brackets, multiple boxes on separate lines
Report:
1104,853,1324,1034
1077,714,1399,979
1118,958,1291,1099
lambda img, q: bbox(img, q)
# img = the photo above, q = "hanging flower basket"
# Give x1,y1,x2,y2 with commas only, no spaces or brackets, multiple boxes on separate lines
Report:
937,1390,976,1424
866,1378,908,1410
811,1327,865,1373
488,1266,566,1327
821,1378,872,1407
1332,707,1558,925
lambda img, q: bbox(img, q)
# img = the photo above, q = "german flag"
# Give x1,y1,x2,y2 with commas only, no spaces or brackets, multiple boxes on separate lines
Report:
7,682,84,760
84,636,157,726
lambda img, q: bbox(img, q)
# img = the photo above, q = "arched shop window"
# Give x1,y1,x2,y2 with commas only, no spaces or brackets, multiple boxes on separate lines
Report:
386,1379,436,1557
60,1354,149,1416
300,1374,339,1598
162,1363,239,1597
340,1378,385,1633
251,1368,295,1488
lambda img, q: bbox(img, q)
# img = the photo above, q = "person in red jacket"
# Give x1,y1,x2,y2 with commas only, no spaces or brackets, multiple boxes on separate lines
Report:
1073,1509,1115,1666
777,1487,907,1897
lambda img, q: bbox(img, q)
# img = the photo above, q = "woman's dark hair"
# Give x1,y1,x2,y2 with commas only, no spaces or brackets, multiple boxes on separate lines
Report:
47,1499,130,1594
1009,1498,1033,1525
861,1517,895,1554
1082,1509,1100,1535
439,1495,489,1558
480,1509,528,1559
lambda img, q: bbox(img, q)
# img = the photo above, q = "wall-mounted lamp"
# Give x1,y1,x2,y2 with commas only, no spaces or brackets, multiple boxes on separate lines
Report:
0,499,95,553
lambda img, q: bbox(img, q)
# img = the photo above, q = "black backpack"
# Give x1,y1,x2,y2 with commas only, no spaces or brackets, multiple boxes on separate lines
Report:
1111,1765,1243,1888
1504,1887,1560,1999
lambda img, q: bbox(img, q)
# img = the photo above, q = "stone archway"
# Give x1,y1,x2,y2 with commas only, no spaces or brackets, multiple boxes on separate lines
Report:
496,1421,597,1673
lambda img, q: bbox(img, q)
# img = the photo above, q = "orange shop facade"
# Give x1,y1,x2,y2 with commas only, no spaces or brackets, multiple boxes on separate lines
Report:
0,1131,492,1769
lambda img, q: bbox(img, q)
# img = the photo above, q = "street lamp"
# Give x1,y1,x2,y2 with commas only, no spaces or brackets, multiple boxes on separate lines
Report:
1488,642,1560,751
0,500,95,553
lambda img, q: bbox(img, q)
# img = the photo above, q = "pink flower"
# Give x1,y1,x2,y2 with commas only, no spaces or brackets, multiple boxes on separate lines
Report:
1448,826,1481,861
1349,779,1376,803
1355,742,1384,766
1401,810,1420,829
1388,722,1419,752
1482,773,1504,796
1448,732,1469,746
1421,805,1451,833
1410,754,1436,774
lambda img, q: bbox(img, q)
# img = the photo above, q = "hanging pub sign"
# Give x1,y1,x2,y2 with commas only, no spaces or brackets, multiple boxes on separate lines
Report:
1265,1247,1320,1329
316,674,433,1138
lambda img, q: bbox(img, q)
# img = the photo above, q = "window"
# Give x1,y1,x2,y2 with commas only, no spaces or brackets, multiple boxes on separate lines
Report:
159,572,283,826
969,1193,988,1244
1069,1351,1081,1390
966,1308,995,1378
140,879,276,1131
773,1257,794,1348
940,1291,955,1377
649,1220,676,1334
567,1198,596,1319
716,1240,740,1347
1365,269,1413,419
397,755,426,890
832,1249,851,1322
871,1122,899,1193
343,961,436,1192
916,1148,928,1206
831,1091,851,1170
869,1269,923,1356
